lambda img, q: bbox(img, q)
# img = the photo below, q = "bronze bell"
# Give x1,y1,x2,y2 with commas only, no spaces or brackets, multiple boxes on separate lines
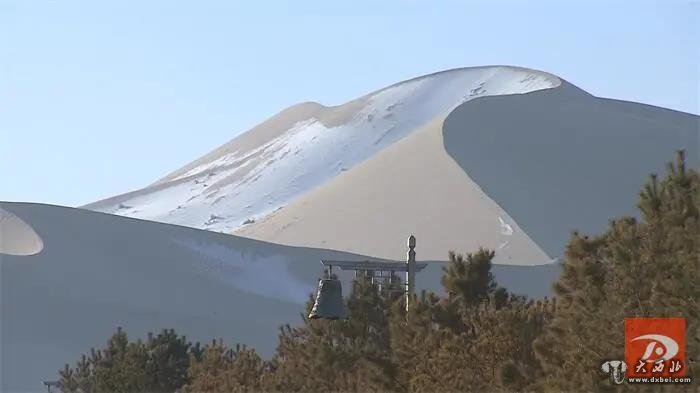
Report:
308,277,347,319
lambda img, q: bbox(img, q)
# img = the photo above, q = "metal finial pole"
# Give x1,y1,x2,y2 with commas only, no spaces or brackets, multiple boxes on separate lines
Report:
406,235,416,314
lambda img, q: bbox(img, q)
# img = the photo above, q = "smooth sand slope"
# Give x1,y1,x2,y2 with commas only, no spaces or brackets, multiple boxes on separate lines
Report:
1,202,559,392
0,208,43,255
235,114,551,265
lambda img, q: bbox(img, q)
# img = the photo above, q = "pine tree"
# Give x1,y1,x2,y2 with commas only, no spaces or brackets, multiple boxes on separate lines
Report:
56,152,696,392
265,272,403,392
388,291,444,392
464,295,554,391
535,151,699,391
442,248,498,307
388,247,554,393
533,231,617,391
146,328,192,392
59,327,195,393
185,340,266,393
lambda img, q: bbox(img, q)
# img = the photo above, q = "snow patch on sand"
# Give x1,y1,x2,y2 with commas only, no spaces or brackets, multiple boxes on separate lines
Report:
173,238,313,304
498,216,514,236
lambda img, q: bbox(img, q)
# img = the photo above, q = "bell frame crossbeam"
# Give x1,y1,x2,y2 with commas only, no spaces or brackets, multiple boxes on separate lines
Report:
319,235,421,314
321,260,427,273
320,260,427,293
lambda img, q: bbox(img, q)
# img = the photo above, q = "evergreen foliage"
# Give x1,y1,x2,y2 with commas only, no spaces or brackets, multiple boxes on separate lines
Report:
56,152,697,392
59,327,196,393
389,284,552,391
534,150,698,391
184,340,266,392
442,248,497,307
264,272,403,392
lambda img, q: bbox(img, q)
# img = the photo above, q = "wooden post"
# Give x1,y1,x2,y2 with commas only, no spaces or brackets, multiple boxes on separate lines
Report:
405,235,416,314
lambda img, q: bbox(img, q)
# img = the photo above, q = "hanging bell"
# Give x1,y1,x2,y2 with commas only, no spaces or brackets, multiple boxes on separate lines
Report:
308,277,347,319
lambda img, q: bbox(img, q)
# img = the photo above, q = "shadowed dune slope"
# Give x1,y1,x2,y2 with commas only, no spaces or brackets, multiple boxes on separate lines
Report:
442,82,699,257
1,202,559,392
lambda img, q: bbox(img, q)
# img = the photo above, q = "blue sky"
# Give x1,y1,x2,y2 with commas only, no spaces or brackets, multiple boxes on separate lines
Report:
1,0,697,206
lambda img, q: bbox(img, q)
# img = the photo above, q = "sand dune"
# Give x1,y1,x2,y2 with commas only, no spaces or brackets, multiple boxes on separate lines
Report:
235,114,551,265
1,201,559,391
6,65,696,390
442,83,699,257
235,81,697,262
82,66,697,266
84,67,560,237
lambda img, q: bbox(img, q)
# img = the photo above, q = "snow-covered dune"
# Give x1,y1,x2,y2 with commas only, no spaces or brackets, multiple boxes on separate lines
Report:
0,201,560,392
84,66,560,234
82,65,697,265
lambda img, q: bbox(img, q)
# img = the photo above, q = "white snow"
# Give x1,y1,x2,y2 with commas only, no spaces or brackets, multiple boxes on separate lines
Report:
498,216,514,236
172,238,312,304
86,67,559,233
